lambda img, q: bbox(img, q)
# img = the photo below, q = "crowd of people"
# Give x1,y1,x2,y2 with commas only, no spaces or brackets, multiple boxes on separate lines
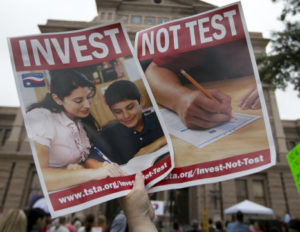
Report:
169,212,300,232
0,207,111,232
0,172,157,232
1,200,300,232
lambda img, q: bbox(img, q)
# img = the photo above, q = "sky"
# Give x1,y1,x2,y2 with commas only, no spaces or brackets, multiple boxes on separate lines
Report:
0,0,299,120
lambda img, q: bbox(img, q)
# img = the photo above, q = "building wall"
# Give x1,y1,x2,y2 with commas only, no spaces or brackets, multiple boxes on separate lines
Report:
1,0,299,224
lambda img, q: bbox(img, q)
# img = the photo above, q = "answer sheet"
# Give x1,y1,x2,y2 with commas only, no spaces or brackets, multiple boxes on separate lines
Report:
160,109,260,148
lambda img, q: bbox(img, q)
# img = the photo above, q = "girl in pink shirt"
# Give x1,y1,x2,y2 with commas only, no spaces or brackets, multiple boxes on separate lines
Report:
26,69,123,192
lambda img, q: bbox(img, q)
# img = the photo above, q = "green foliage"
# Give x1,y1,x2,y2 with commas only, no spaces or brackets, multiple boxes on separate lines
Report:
257,0,300,96
272,0,300,20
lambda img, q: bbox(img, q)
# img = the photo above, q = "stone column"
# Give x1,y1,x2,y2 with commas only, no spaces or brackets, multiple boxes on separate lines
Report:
283,171,300,217
221,180,236,221
267,169,287,217
265,88,289,163
3,109,24,152
3,161,31,210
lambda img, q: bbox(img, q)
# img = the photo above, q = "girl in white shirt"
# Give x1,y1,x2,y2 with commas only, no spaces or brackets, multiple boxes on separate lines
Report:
26,69,123,191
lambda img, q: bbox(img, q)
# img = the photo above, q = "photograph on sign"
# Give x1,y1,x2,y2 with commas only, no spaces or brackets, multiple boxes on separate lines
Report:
135,2,276,191
8,21,174,217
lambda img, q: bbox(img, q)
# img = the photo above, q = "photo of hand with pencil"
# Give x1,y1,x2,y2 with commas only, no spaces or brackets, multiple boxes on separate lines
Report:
144,39,262,130
145,54,233,129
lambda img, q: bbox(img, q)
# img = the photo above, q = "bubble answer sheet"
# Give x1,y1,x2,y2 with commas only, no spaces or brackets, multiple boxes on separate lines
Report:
160,108,260,148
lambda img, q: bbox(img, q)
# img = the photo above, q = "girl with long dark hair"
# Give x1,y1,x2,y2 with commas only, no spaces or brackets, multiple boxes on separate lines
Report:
26,69,123,191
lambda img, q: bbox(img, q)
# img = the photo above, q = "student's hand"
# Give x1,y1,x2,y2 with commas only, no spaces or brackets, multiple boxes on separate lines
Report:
134,136,167,157
66,163,84,170
93,162,124,179
176,88,232,129
239,86,261,110
120,172,157,232
85,158,105,169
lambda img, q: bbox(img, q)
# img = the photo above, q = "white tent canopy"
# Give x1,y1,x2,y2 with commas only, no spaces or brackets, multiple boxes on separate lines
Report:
224,200,274,215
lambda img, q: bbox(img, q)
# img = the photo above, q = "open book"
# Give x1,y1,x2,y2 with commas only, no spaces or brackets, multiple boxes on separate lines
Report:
120,145,169,174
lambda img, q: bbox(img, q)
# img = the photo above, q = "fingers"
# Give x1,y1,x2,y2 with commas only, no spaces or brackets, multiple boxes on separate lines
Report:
187,114,231,129
239,87,261,110
239,87,254,107
120,172,156,231
209,89,232,112
182,104,231,129
122,172,155,221
102,162,124,177
251,98,261,110
125,172,146,200
179,90,232,129
133,172,145,190
192,90,231,114
134,173,155,221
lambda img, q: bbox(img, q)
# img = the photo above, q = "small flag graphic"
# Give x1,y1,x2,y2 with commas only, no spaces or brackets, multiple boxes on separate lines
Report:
22,73,45,88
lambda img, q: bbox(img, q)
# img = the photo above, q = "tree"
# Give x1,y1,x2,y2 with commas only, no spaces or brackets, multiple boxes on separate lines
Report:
257,0,300,96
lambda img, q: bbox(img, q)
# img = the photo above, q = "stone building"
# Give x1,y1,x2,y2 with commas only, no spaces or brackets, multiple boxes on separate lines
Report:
1,0,299,227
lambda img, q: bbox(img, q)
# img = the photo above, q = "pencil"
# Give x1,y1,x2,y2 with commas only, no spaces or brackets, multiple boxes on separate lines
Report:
180,69,233,117
180,69,219,103
94,146,112,164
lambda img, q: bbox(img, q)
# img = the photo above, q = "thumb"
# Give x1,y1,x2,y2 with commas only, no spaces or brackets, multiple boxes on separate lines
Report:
133,172,145,191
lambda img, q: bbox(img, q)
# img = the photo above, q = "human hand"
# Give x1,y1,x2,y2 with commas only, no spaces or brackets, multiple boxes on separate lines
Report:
134,136,167,157
93,162,124,179
176,88,232,129
239,86,261,110
66,163,84,170
120,172,157,232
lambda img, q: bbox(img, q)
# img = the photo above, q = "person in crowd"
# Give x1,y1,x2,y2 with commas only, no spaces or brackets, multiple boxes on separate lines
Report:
215,221,224,232
26,69,123,191
26,207,48,232
171,222,182,232
187,219,201,232
109,210,128,232
254,221,264,232
73,219,82,232
0,209,27,232
64,214,76,232
1,172,156,232
226,211,249,232
145,39,260,130
283,211,291,232
42,214,52,232
248,223,255,232
96,215,107,231
49,217,69,232
209,218,216,232
288,219,300,232
78,214,97,232
86,80,166,167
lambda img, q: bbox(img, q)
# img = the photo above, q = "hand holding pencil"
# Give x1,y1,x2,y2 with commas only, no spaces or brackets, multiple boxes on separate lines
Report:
175,69,232,129
144,61,232,130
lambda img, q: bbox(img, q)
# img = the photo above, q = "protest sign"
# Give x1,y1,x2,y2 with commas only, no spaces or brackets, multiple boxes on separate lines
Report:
135,2,276,192
8,21,174,217
287,143,300,195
